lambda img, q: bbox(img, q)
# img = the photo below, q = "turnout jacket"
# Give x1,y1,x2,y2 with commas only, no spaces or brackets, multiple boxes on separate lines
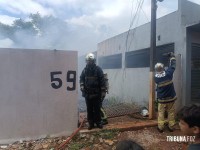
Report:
80,64,106,95
154,57,177,103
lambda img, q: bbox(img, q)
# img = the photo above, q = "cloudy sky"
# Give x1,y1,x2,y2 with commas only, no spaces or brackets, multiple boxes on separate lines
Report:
0,0,200,55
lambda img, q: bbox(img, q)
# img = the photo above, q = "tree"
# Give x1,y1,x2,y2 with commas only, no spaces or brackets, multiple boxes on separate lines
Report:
0,12,69,49
0,22,15,40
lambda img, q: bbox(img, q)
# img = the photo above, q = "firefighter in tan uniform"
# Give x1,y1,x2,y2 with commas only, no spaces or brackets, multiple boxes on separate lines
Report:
100,73,109,125
154,52,177,133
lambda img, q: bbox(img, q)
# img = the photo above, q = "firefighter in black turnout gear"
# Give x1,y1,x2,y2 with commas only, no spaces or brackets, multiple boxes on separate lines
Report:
80,53,106,130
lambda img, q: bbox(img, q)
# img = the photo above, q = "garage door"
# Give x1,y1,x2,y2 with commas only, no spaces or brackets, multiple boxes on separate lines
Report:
191,43,200,102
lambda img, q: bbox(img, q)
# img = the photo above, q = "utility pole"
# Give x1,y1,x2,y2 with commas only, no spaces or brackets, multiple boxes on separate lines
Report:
149,0,157,119
149,0,164,119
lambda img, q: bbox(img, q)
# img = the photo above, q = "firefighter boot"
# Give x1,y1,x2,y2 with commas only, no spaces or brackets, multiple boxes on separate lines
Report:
167,126,174,132
101,119,108,125
96,122,103,129
88,122,94,130
157,127,164,133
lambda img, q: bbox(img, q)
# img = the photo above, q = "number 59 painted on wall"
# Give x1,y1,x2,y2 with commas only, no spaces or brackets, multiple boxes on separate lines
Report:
50,71,76,91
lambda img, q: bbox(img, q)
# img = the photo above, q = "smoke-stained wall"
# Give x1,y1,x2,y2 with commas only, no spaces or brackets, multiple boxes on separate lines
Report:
0,48,78,144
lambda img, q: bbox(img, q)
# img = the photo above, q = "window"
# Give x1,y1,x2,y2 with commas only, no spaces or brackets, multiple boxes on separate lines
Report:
98,53,122,69
125,43,174,68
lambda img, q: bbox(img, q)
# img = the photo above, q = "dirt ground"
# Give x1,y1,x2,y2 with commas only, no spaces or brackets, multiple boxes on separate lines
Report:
0,115,189,150
117,126,185,150
108,115,187,150
77,115,187,150
0,127,187,150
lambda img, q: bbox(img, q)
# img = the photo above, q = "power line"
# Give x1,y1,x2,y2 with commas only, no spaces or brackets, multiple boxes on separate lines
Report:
125,0,144,52
138,0,150,23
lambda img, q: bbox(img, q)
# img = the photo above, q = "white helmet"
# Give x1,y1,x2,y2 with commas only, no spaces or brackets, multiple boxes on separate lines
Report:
155,63,164,73
85,53,95,63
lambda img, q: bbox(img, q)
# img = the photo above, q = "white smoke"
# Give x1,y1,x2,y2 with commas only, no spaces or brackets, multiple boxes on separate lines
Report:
0,0,178,56
0,38,14,47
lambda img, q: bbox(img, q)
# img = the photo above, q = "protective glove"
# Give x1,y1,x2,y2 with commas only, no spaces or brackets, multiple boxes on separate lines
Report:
169,52,175,57
80,85,84,92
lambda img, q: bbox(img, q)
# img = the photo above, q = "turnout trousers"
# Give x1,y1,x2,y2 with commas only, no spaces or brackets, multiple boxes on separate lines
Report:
158,101,176,130
85,94,101,125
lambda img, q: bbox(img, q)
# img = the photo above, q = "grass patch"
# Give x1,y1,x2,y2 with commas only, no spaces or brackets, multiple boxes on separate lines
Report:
67,129,119,149
93,129,119,139
68,141,94,150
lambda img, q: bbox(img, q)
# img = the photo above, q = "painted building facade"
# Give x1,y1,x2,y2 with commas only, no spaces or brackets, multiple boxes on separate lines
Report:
97,0,200,108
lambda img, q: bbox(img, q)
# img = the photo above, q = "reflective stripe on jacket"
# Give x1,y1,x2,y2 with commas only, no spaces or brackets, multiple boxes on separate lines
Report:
155,57,176,103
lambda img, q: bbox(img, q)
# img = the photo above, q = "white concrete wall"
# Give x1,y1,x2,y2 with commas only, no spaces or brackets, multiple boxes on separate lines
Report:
97,0,200,107
179,0,200,26
98,12,181,106
103,68,149,106
0,48,78,144
178,0,200,104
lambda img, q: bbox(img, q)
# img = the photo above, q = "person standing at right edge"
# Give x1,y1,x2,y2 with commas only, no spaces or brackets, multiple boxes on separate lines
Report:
154,52,177,133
